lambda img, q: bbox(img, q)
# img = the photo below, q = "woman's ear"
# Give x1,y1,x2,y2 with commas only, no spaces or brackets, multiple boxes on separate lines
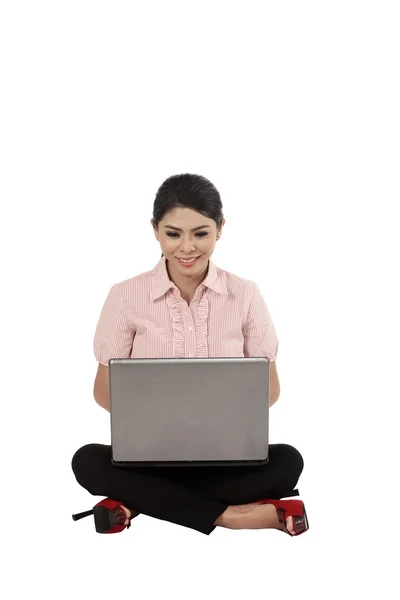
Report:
151,219,159,241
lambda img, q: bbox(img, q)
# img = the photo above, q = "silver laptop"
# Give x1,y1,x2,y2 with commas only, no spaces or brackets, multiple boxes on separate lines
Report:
109,357,270,467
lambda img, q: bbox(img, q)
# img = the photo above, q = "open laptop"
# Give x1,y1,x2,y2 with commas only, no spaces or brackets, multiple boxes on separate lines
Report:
109,357,271,467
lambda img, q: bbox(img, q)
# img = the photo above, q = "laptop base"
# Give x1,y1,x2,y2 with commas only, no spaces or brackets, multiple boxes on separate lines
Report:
111,457,270,467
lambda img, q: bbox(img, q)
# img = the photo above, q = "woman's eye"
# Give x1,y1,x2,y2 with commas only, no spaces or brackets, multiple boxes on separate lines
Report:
167,232,208,238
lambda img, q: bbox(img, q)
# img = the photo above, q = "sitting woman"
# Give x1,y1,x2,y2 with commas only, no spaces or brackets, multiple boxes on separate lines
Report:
71,173,309,537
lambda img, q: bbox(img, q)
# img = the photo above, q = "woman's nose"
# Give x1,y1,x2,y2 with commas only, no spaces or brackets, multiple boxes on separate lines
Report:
180,241,196,251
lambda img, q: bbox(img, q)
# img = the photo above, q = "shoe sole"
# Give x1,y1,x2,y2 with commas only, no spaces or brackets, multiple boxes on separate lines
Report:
93,505,114,533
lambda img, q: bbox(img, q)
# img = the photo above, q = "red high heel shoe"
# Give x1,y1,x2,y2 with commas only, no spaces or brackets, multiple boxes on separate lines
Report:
72,498,139,534
250,499,309,536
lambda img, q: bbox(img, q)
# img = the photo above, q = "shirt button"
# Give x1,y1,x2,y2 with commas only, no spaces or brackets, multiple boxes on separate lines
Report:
188,327,193,331
189,353,194,357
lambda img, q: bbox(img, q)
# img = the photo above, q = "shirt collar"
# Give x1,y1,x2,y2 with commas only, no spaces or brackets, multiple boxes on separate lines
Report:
150,255,228,302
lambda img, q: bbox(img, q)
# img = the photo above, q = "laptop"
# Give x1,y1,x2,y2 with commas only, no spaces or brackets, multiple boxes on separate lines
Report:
109,357,271,467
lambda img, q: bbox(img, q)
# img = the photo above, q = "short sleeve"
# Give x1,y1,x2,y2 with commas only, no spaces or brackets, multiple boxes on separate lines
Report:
93,283,135,366
243,283,279,361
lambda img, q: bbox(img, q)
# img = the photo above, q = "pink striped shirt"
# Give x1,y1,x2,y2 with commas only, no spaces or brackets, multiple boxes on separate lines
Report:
93,256,279,365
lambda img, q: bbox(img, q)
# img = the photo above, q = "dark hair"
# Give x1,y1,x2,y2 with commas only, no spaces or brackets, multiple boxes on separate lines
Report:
152,174,224,258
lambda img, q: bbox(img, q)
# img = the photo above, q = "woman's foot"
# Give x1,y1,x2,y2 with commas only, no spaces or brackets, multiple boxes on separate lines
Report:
120,505,132,525
214,503,295,534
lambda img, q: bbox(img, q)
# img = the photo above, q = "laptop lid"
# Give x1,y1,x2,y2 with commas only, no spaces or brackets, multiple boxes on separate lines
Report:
109,357,270,467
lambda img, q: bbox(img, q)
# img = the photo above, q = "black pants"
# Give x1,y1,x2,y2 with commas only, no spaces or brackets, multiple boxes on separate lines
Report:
71,443,304,535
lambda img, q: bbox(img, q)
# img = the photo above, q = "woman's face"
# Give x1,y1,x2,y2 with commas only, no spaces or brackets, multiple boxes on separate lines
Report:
152,207,224,275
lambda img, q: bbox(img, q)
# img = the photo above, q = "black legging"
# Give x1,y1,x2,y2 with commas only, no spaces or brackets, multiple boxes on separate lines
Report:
71,442,304,535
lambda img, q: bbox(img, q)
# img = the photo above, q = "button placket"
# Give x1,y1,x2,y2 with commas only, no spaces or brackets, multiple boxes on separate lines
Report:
184,310,195,358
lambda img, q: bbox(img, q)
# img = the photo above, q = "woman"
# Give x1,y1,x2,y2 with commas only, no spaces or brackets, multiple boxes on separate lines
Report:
71,173,309,537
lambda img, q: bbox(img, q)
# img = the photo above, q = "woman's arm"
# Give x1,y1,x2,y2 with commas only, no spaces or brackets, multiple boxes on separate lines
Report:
94,363,110,412
269,359,281,406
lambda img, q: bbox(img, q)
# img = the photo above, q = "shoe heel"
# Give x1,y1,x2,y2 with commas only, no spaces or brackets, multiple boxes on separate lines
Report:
72,509,94,522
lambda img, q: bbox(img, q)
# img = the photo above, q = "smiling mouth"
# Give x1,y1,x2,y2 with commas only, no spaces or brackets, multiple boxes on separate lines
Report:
176,256,201,264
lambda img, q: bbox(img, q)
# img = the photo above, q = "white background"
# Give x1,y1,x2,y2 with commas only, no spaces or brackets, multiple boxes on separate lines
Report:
1,1,399,598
